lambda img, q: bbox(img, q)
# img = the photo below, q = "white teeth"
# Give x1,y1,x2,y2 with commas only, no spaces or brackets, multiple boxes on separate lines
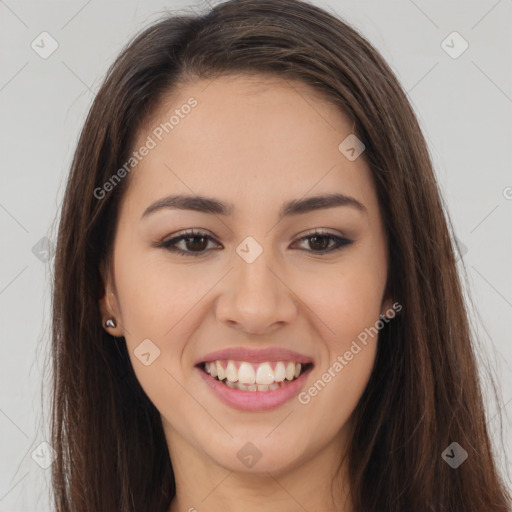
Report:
255,362,274,385
274,361,286,382
238,362,256,385
225,360,238,382
235,382,281,392
285,362,295,381
216,361,225,380
204,359,309,389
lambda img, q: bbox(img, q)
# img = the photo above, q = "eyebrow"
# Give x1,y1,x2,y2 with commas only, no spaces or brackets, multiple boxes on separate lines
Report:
140,192,367,221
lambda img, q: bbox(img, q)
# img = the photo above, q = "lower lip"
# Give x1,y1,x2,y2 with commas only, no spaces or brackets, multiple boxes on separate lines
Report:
197,365,313,411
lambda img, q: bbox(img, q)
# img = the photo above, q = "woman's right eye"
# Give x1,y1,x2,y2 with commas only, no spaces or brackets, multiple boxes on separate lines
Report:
158,230,220,257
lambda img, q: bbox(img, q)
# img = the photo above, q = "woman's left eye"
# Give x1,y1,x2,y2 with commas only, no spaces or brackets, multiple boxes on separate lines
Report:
292,232,353,253
157,229,353,257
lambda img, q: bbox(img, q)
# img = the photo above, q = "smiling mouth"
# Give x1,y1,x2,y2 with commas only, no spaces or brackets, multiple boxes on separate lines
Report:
199,360,314,392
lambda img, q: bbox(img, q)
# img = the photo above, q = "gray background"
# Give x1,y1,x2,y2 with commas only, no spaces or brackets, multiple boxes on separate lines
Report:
1,0,511,509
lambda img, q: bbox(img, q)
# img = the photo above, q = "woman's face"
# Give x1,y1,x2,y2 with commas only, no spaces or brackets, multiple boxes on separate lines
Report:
100,74,391,476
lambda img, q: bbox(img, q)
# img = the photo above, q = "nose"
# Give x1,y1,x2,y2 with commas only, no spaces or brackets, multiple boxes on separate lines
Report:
214,251,298,335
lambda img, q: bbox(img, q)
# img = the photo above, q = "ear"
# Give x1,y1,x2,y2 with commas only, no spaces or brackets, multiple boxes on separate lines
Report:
98,260,124,337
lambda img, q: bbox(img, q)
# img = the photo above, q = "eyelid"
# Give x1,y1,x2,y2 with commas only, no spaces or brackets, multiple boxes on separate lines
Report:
160,228,216,242
294,227,348,239
160,227,348,243
157,229,220,249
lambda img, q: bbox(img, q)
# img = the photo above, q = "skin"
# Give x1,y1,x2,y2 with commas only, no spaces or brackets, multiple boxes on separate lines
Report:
99,74,392,512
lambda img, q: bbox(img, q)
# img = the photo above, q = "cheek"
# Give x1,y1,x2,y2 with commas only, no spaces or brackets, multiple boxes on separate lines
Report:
113,264,197,416
113,259,214,399
298,276,380,431
302,259,386,344
296,256,384,411
114,243,207,334
299,340,377,443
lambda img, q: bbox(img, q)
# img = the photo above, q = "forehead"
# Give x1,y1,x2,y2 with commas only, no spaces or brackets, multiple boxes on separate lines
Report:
123,74,377,217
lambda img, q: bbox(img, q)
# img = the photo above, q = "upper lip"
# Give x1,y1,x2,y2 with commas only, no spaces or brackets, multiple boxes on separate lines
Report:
196,347,314,365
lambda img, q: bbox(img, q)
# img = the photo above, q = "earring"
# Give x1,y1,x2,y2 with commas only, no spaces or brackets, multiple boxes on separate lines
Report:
105,318,116,328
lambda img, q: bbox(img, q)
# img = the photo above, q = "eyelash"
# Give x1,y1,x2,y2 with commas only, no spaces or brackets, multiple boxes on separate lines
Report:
156,229,353,257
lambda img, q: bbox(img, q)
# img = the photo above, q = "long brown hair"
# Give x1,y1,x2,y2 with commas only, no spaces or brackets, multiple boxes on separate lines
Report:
48,0,511,510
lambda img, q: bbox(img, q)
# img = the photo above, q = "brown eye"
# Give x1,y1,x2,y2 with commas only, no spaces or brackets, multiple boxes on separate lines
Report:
183,235,208,252
293,231,353,254
159,230,220,257
308,234,332,251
